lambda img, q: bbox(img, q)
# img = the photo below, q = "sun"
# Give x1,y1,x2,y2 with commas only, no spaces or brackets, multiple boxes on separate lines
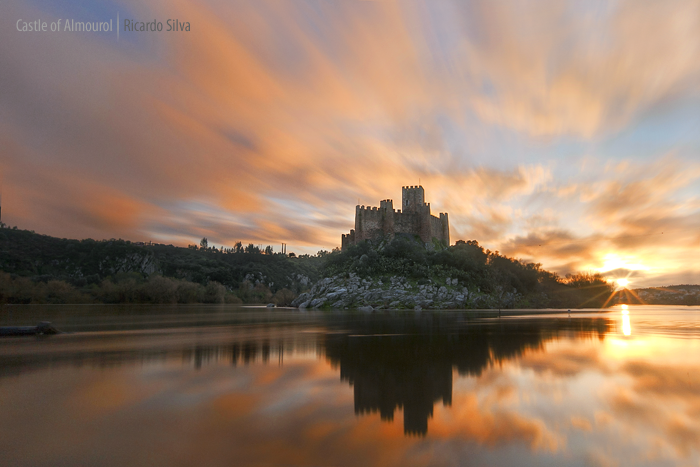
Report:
616,278,630,288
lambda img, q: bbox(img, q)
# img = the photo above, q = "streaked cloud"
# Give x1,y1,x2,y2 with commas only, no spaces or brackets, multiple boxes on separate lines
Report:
1,0,699,284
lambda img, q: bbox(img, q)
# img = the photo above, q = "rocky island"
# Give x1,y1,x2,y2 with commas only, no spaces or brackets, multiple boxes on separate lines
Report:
293,273,513,311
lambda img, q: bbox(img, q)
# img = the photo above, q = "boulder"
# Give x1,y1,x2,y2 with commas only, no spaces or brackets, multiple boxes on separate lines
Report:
326,288,347,300
292,292,310,307
309,298,326,308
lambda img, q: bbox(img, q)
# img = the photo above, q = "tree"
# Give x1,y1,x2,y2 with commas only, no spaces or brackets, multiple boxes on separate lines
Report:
264,245,274,255
234,241,243,253
245,243,260,254
200,237,208,250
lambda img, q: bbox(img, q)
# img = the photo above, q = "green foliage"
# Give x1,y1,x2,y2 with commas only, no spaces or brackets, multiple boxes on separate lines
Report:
0,227,616,308
0,270,238,305
0,273,90,304
0,228,321,296
0,228,333,305
324,238,616,308
235,281,273,304
272,288,296,306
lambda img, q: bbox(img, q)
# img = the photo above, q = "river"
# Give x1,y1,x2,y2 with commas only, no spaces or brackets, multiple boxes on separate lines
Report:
1,304,699,466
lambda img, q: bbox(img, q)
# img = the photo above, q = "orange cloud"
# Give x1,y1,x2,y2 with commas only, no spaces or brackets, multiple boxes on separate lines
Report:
2,0,700,279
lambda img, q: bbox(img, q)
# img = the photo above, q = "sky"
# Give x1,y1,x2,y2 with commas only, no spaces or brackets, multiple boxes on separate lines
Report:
2,0,700,287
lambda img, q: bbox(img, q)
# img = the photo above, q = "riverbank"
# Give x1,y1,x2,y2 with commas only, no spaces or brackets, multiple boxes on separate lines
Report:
291,272,615,310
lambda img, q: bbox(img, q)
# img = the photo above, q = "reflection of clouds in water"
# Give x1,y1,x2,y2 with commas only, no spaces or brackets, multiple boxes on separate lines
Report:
2,312,700,465
485,331,700,465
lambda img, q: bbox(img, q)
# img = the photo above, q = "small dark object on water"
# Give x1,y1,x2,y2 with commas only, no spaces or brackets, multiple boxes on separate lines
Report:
0,321,61,337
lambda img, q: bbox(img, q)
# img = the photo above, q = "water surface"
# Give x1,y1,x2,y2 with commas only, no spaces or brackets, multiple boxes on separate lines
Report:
1,304,699,466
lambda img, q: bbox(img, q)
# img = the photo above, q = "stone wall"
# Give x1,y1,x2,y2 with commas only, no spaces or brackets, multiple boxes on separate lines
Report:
355,205,385,243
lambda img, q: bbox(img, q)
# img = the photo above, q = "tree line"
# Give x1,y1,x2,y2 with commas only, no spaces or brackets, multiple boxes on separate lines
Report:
0,227,615,308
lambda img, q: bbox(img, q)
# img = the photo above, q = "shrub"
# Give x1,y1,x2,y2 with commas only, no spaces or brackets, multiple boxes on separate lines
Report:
203,281,226,303
272,288,296,306
142,276,178,304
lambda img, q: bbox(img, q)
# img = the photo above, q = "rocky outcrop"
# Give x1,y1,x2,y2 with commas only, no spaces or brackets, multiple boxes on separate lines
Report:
291,274,523,310
110,252,159,276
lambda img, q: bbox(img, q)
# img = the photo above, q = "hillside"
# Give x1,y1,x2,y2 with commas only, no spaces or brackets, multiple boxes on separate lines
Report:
630,285,700,305
293,236,616,309
0,227,322,304
0,227,628,309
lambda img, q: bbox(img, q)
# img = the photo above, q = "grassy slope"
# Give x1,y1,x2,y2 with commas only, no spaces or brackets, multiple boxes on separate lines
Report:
0,228,321,293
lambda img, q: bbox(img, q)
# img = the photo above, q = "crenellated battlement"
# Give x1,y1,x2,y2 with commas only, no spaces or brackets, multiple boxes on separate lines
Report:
343,186,449,249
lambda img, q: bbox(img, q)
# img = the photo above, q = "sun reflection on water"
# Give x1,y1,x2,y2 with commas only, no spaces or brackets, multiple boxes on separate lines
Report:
621,305,631,335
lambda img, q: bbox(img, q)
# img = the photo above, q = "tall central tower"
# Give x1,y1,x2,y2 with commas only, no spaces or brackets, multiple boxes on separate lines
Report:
402,186,424,213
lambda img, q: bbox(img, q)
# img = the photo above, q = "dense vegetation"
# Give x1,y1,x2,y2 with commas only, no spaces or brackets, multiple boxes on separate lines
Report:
0,227,321,305
323,236,615,308
0,227,615,308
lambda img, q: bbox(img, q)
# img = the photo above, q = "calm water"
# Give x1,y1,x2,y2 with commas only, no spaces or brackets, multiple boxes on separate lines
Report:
1,304,700,466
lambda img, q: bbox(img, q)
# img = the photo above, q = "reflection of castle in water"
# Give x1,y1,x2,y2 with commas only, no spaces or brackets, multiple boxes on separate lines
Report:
323,314,610,435
0,312,610,436
326,333,453,436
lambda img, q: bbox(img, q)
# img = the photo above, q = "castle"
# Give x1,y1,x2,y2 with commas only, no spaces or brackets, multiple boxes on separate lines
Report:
341,186,450,249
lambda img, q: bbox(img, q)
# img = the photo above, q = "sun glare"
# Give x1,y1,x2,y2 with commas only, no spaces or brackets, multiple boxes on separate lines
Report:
616,278,630,288
622,315,631,336
597,254,650,274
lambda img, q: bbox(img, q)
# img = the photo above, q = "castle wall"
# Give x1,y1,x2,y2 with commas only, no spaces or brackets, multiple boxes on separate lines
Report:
341,229,355,250
393,211,420,237
355,205,395,243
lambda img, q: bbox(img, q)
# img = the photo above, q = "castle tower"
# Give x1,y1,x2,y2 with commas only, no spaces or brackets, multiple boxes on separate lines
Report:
402,186,424,213
379,199,394,236
439,212,450,246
